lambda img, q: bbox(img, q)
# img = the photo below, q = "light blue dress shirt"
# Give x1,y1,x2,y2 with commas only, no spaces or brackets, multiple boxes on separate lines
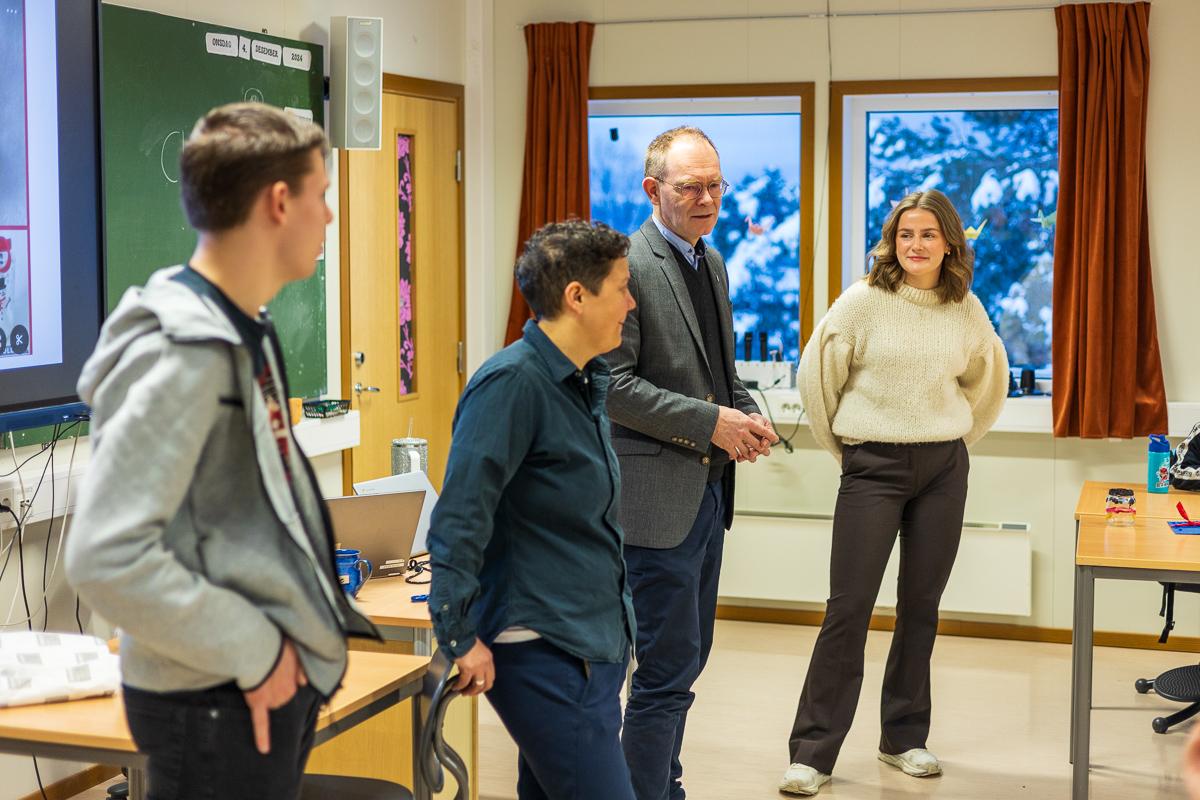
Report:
652,215,708,270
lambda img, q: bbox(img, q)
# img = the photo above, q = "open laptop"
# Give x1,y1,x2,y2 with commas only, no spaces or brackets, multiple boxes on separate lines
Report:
326,491,425,578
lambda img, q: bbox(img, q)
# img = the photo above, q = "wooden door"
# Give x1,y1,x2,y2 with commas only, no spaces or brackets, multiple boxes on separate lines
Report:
343,79,463,491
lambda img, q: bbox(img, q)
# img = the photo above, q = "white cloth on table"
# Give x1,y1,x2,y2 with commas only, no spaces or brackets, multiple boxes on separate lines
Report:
0,632,120,707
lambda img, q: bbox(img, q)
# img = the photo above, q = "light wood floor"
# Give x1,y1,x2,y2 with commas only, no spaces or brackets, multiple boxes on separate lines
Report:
477,620,1196,800
70,619,1197,799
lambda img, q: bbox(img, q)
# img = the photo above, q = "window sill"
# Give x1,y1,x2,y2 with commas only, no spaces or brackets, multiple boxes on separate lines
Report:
756,389,1200,438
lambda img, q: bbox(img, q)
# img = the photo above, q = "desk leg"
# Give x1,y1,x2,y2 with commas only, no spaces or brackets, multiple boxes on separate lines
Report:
410,628,433,799
412,693,431,800
1072,564,1094,800
129,767,148,800
1070,518,1079,764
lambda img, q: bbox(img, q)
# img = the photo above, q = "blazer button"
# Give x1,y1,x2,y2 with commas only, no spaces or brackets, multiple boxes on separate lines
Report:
701,456,711,465
705,393,714,402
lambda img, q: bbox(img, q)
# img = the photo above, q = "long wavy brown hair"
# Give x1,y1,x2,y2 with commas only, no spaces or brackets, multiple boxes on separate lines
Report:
866,189,973,303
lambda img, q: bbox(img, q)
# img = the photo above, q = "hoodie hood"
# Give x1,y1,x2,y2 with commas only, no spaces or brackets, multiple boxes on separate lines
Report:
78,266,243,405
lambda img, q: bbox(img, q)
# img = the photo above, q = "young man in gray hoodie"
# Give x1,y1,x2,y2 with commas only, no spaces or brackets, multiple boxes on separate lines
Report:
65,103,378,800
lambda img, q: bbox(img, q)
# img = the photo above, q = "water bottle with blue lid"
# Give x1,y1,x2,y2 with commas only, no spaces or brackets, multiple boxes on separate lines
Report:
1149,434,1172,494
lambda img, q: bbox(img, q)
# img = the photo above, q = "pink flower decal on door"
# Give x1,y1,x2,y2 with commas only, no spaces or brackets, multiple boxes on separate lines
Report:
397,134,415,394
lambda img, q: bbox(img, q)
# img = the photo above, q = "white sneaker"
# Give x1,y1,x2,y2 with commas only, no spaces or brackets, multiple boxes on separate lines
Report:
779,763,831,795
878,748,942,777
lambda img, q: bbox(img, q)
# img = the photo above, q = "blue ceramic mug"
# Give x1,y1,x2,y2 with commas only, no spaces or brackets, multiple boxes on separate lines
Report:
335,548,372,597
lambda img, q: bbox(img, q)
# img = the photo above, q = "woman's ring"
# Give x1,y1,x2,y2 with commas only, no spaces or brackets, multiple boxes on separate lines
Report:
473,678,485,686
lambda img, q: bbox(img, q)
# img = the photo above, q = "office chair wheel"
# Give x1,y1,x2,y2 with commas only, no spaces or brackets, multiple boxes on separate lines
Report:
105,781,129,799
1135,678,1154,694
1147,666,1200,734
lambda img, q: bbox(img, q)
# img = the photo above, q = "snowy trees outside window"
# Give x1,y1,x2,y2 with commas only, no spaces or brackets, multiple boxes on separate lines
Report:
865,108,1058,371
839,85,1059,373
589,108,804,362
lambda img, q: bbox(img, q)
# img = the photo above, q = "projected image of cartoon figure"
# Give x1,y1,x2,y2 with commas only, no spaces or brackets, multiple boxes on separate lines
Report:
0,233,30,356
0,236,11,316
0,236,12,354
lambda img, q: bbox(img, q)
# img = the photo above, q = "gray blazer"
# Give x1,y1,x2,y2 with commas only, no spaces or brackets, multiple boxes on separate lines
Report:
606,218,759,549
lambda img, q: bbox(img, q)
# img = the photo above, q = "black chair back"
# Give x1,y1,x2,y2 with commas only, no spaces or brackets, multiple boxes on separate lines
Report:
416,649,469,799
1157,582,1200,643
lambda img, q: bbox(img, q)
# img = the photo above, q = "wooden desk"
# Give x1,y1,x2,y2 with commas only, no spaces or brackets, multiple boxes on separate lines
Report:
1069,480,1193,767
1074,480,1191,521
0,650,430,800
1071,514,1200,799
356,573,433,653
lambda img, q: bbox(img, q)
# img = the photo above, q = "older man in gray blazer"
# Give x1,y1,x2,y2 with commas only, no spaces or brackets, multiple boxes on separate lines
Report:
606,126,777,800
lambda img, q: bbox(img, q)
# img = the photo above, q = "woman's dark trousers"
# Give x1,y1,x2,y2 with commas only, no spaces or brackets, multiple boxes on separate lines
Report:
788,440,969,774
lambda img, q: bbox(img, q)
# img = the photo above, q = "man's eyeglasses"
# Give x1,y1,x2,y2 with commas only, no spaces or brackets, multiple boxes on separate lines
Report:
656,178,730,202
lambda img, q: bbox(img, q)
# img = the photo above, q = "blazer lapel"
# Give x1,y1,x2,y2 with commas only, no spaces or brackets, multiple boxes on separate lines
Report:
639,219,712,376
703,251,734,371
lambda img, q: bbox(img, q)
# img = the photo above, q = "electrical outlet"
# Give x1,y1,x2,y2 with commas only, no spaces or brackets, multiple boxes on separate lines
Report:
0,476,19,519
0,464,86,529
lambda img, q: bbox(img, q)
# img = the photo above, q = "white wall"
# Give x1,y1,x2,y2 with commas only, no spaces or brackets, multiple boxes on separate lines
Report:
1144,0,1200,405
106,0,466,80
485,0,1200,637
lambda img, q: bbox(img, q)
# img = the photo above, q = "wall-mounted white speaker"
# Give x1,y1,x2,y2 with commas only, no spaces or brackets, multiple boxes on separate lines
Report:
329,16,382,150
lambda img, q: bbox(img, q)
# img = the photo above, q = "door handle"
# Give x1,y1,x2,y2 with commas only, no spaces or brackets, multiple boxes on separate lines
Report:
353,383,381,394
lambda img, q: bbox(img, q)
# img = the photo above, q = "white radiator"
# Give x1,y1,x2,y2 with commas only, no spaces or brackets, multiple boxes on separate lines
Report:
719,512,1032,617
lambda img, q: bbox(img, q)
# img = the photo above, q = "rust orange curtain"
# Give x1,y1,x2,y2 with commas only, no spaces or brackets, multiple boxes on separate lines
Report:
503,22,595,345
1052,2,1167,438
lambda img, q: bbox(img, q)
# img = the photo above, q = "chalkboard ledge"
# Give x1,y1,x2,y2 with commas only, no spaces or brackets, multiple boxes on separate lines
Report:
294,410,361,457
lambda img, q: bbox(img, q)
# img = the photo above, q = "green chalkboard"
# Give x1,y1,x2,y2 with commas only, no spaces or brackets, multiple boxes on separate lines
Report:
100,4,327,397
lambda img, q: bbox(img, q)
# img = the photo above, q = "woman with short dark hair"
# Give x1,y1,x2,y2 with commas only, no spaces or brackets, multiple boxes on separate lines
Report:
429,219,639,800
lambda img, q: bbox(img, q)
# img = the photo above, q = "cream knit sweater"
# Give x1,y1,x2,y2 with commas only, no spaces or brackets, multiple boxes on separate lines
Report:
799,279,1009,461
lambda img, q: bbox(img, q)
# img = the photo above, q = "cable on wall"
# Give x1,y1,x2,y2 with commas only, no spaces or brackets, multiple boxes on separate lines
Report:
1,424,81,628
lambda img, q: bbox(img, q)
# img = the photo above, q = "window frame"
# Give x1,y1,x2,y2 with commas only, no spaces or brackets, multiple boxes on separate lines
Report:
827,76,1059,312
589,82,817,345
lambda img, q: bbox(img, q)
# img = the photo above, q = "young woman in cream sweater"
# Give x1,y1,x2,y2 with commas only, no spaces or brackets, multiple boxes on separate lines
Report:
780,189,1009,796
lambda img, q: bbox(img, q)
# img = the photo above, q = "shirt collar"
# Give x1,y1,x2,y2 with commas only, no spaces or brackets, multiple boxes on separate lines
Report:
652,215,707,269
522,318,591,383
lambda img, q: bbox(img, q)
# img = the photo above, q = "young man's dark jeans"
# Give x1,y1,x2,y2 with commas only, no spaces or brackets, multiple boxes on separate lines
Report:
622,479,726,800
123,682,322,800
486,638,634,800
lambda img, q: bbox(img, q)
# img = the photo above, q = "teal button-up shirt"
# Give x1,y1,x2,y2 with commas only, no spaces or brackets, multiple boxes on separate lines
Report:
428,320,636,662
